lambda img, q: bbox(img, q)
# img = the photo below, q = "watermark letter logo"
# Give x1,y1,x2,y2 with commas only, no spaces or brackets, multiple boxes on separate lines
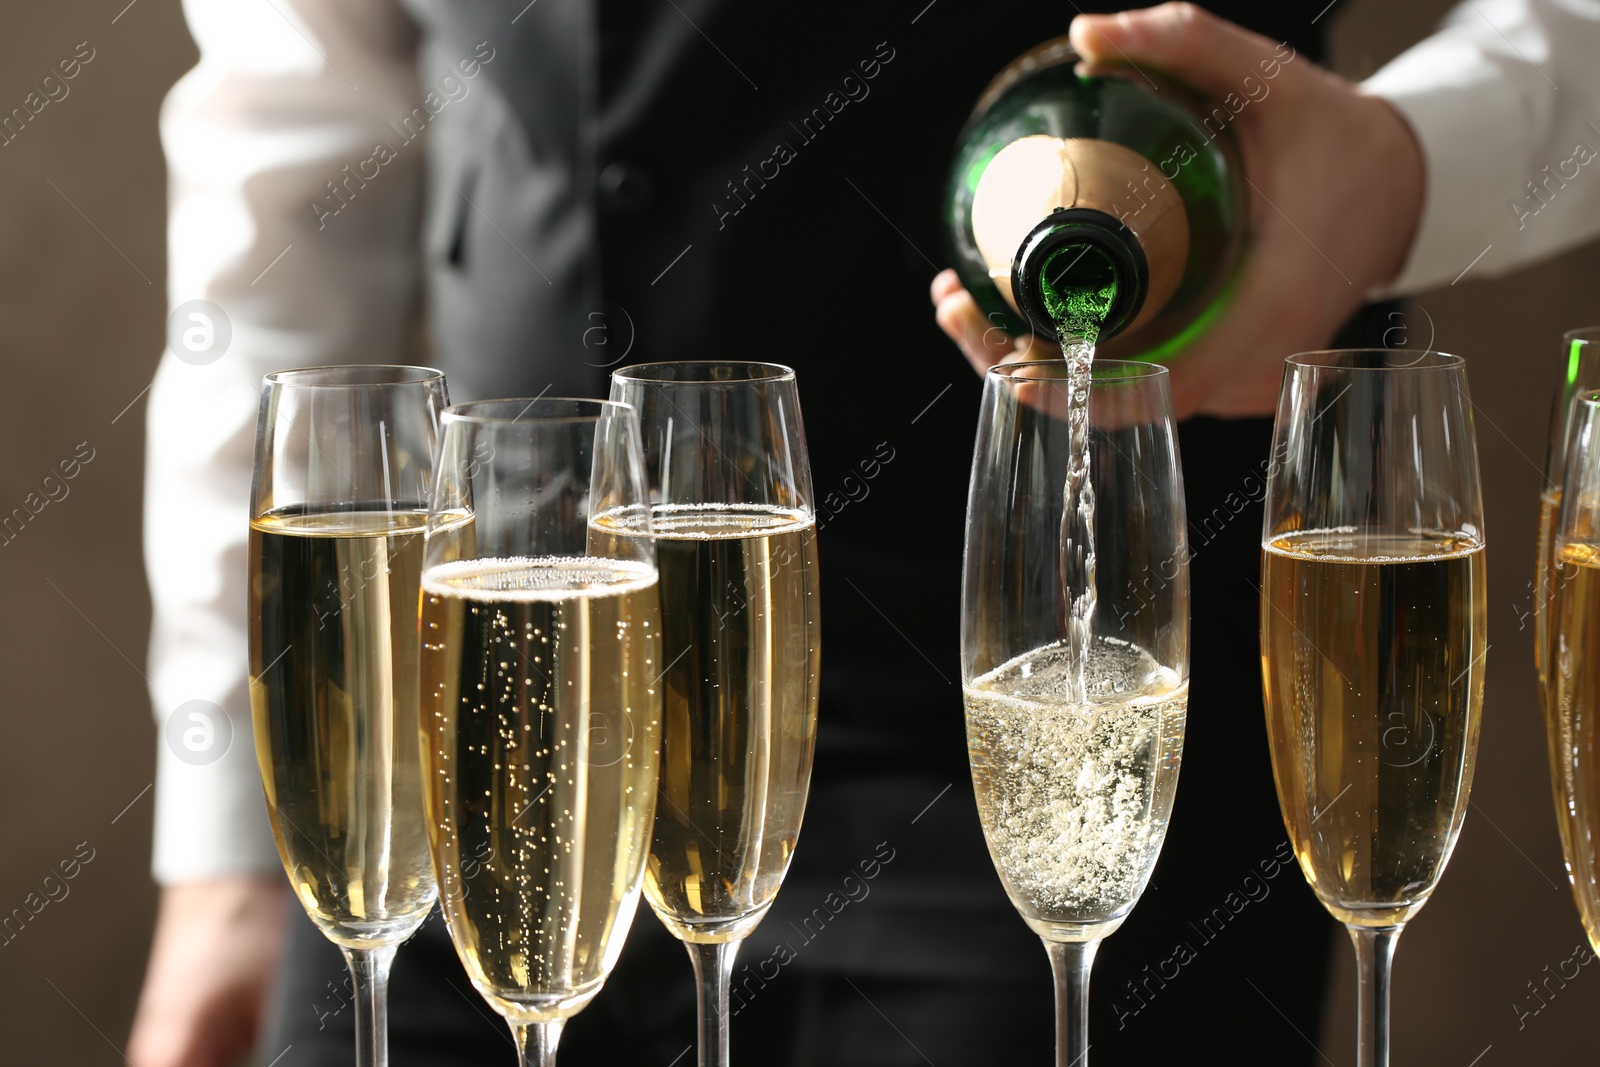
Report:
1378,707,1437,768
165,699,233,765
167,300,232,366
581,302,635,368
583,700,636,769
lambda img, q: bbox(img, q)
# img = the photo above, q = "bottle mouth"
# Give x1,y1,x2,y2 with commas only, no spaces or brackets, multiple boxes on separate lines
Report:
1013,209,1148,342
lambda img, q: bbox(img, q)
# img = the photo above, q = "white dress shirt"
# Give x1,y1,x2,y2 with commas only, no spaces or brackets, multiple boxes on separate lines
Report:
149,0,424,881
147,0,1600,882
1366,0,1600,292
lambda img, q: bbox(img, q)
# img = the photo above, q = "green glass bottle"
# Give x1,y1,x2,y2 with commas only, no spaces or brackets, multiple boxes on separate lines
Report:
947,37,1247,355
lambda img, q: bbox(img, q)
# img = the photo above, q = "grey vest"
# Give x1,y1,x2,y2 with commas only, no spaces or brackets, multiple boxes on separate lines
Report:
401,0,601,402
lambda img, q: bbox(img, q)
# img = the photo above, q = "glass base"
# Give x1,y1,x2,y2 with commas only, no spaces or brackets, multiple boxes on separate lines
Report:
1322,897,1427,929
481,979,604,1027
655,902,772,945
313,904,437,951
1027,915,1126,943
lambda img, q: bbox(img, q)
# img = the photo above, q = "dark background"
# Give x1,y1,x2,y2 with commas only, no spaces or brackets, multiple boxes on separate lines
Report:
0,0,1595,1063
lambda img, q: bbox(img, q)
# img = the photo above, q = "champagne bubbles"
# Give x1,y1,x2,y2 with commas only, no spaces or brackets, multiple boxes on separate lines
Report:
164,699,233,765
964,639,1187,935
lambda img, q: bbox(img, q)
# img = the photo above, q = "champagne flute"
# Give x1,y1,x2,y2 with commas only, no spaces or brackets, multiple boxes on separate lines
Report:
608,362,820,1067
1551,389,1600,951
247,364,448,1067
1260,349,1488,1067
961,360,1189,1067
418,398,663,1067
1536,327,1600,865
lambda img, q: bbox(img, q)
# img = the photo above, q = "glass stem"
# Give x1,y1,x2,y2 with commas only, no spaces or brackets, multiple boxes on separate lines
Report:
343,944,398,1067
1045,938,1100,1067
686,939,740,1067
1348,924,1402,1067
512,1021,565,1067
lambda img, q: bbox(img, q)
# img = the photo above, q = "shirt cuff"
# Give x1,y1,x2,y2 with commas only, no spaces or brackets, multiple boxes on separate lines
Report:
151,681,281,883
1363,38,1533,294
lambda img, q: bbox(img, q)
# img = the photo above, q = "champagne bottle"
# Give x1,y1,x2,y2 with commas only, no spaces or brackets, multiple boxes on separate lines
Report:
947,37,1247,354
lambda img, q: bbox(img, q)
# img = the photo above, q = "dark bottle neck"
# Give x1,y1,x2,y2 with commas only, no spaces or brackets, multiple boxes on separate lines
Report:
1013,209,1149,343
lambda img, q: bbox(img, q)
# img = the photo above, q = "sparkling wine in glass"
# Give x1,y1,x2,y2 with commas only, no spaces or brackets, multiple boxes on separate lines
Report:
609,362,820,1067
1260,349,1487,1067
1546,389,1600,951
248,364,448,1067
1536,327,1600,865
961,360,1189,1066
419,399,663,1067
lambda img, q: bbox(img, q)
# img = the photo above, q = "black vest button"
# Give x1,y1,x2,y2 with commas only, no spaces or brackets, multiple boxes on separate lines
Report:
598,162,653,212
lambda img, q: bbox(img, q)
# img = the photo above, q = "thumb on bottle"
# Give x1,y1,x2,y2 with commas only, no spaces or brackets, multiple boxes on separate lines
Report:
1069,2,1296,102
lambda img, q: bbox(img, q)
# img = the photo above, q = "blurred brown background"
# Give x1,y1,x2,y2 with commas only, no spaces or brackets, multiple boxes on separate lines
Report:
0,0,193,1063
0,0,1593,1063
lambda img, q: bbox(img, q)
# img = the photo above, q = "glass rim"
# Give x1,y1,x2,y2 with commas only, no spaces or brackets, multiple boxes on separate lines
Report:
611,360,796,385
440,397,635,425
262,364,445,388
1573,390,1600,409
1563,326,1600,346
1284,349,1465,371
986,358,1170,382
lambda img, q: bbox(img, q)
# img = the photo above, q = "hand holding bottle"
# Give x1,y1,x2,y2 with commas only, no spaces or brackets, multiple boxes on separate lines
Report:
934,2,1425,419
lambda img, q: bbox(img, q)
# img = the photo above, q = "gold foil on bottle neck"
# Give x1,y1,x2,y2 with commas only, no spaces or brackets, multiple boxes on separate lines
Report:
972,136,1080,291
970,135,1190,336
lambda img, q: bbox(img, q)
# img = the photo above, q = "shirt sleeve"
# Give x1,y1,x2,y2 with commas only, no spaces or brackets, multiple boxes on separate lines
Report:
1363,0,1600,294
148,0,423,882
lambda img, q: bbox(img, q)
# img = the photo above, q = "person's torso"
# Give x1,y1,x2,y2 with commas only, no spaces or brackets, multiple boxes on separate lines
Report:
394,0,1322,773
